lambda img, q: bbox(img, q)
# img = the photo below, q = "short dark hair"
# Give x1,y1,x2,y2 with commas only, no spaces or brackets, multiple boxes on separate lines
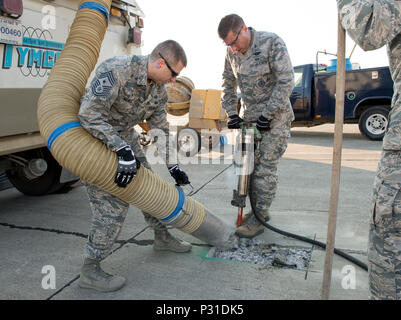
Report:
218,14,244,40
150,40,187,67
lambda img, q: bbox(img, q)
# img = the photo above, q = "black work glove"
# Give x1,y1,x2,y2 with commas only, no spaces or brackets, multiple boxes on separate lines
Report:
168,164,190,186
115,146,141,188
227,114,243,129
256,115,272,131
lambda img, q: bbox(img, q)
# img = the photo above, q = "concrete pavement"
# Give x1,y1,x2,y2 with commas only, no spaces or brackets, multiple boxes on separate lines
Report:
0,123,381,300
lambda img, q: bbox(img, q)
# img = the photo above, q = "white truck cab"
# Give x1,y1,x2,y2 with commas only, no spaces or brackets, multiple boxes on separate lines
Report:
0,0,144,195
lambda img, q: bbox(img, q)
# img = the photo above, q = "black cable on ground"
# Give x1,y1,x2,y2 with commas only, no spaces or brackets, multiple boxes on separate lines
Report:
248,174,368,271
187,163,233,197
179,158,368,272
252,213,368,271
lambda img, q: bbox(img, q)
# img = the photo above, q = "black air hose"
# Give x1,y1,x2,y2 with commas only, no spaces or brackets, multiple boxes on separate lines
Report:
249,174,368,271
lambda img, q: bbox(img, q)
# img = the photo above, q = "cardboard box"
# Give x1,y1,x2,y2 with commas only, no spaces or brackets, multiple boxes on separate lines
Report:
188,118,219,130
189,89,227,121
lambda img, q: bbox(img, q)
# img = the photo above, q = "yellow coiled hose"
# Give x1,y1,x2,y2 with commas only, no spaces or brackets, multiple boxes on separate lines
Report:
37,0,233,245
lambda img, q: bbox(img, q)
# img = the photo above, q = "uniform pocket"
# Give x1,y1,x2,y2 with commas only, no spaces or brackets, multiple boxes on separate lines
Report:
238,58,271,95
260,135,288,163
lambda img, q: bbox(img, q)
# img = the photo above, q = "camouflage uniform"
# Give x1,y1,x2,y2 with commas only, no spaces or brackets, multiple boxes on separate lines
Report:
337,0,401,299
221,28,295,217
79,54,171,261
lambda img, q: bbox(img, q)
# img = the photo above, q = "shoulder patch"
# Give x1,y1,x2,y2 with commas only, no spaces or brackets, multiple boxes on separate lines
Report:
91,71,116,97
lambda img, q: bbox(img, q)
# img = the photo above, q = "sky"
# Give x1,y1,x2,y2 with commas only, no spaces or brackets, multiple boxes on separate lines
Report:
138,0,389,89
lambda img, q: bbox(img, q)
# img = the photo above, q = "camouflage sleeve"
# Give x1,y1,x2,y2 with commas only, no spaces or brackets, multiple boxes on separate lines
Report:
337,0,401,50
146,90,172,166
221,52,239,117
78,69,128,152
263,35,294,119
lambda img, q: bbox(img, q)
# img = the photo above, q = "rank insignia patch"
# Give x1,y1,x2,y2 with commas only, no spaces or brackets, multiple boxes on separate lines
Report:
91,71,116,97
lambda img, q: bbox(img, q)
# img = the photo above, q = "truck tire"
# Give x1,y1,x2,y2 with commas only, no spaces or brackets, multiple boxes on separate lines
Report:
358,106,389,141
6,148,67,196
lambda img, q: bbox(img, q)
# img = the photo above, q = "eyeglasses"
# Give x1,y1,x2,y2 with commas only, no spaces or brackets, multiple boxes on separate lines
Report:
226,26,243,47
158,53,179,78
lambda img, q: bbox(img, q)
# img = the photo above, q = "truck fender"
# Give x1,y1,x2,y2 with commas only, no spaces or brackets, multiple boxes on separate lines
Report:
352,96,392,118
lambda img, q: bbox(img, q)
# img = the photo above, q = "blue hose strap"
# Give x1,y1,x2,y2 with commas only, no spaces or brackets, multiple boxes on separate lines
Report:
47,121,82,151
78,2,109,21
161,186,185,223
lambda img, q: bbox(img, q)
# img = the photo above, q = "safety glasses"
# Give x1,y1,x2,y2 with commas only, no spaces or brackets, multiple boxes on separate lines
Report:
226,26,243,47
158,53,179,78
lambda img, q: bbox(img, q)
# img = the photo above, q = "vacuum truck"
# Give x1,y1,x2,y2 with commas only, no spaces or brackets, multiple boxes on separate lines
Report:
0,0,144,195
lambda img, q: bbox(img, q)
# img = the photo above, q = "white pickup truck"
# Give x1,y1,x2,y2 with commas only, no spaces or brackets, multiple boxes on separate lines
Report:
0,0,144,195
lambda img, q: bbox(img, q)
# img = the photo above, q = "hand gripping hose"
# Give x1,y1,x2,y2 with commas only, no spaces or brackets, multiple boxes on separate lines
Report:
36,0,233,248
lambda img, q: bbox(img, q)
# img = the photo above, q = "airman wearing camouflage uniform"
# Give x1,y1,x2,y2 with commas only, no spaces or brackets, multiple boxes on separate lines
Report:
337,0,401,300
218,14,295,238
77,40,192,292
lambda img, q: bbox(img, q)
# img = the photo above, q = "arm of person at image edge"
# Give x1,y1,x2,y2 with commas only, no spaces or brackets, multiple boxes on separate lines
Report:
146,90,190,186
221,35,295,130
337,0,401,150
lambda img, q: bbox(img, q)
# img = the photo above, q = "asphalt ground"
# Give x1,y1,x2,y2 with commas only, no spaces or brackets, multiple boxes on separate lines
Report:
0,123,382,304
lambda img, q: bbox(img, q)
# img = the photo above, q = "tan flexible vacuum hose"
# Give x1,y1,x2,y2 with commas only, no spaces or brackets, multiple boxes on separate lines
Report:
37,0,233,246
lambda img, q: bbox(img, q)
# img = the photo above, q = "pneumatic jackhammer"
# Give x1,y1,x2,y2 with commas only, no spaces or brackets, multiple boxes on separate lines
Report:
231,122,262,227
229,123,369,271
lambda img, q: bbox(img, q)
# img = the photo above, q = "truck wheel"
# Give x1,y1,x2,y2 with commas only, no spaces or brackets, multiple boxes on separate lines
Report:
6,148,66,196
358,106,389,141
177,128,201,157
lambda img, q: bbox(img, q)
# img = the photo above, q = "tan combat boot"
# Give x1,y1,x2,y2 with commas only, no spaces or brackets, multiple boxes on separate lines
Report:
237,210,271,226
153,230,192,253
78,258,126,292
235,211,270,238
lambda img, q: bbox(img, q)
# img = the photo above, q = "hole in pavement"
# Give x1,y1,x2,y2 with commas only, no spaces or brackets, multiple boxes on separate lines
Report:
207,239,312,270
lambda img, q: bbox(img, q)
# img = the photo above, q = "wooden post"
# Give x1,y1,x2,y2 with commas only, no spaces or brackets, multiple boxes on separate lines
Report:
321,17,346,300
